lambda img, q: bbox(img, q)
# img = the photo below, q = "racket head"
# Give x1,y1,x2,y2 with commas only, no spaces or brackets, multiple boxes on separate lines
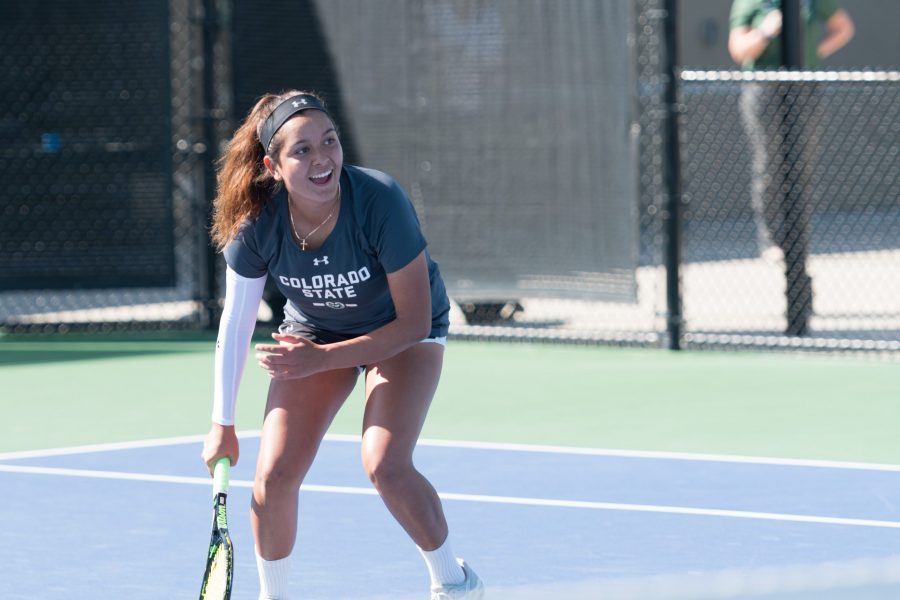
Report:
200,459,233,600
200,524,233,599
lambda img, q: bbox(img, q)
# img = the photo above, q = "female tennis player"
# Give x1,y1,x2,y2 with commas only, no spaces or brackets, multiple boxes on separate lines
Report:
201,90,483,600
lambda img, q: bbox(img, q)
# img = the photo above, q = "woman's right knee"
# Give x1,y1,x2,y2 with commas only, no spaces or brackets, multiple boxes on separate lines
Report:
254,368,358,504
254,461,305,504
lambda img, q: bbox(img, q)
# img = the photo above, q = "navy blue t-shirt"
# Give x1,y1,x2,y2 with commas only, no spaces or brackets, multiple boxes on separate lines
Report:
224,165,450,338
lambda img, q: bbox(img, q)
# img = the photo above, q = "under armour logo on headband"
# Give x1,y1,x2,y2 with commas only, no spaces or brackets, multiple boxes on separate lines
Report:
260,94,330,151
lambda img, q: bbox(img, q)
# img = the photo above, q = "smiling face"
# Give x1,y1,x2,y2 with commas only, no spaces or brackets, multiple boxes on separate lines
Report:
265,109,343,206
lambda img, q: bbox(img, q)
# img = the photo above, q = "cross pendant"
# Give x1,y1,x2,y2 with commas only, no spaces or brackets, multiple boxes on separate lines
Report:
299,238,308,251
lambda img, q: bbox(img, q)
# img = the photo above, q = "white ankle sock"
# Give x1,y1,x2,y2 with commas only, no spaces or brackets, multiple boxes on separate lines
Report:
418,536,466,586
256,547,291,600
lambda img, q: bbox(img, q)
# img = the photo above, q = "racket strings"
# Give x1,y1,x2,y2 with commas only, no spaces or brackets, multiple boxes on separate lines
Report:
203,544,230,599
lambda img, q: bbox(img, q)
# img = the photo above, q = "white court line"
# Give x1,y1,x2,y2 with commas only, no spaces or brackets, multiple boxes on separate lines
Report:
0,433,209,460
2,431,899,473
1,463,899,530
410,438,900,473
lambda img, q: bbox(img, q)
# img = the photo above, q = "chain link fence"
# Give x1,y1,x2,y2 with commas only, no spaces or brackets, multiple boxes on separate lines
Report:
0,0,213,333
679,70,900,352
1,0,898,356
632,0,900,355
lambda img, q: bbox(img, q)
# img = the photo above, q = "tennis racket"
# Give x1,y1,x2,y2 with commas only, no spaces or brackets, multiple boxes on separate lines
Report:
199,458,234,600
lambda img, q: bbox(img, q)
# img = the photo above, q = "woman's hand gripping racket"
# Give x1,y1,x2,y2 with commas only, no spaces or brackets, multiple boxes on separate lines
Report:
199,458,234,600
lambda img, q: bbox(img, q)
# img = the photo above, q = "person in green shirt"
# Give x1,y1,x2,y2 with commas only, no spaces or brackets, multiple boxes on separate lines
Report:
727,1,854,335
728,0,855,71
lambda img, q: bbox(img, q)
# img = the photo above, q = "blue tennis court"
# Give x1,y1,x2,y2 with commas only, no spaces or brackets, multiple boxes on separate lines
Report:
2,432,899,599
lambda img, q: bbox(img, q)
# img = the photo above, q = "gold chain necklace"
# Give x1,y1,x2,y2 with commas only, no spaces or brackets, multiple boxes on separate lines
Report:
288,187,340,251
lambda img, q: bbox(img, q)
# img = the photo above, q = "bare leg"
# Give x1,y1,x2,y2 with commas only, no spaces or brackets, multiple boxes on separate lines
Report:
361,342,448,550
252,367,359,559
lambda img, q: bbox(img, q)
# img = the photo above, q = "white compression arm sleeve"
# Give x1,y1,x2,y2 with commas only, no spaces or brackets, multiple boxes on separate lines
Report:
212,266,267,426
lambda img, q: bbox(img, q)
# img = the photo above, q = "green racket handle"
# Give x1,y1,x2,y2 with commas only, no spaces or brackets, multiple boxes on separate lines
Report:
213,458,231,495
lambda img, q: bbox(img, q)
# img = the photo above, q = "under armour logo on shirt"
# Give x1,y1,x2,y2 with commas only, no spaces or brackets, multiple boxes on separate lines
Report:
313,256,329,266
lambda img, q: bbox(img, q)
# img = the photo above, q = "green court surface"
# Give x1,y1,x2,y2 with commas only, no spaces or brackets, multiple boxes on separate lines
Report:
1,336,898,465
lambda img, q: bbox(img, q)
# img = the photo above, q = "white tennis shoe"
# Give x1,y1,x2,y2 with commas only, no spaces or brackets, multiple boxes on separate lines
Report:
430,559,484,600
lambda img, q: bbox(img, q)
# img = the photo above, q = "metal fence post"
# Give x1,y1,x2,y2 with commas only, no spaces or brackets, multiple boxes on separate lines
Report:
780,0,813,336
201,0,221,329
663,0,683,350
